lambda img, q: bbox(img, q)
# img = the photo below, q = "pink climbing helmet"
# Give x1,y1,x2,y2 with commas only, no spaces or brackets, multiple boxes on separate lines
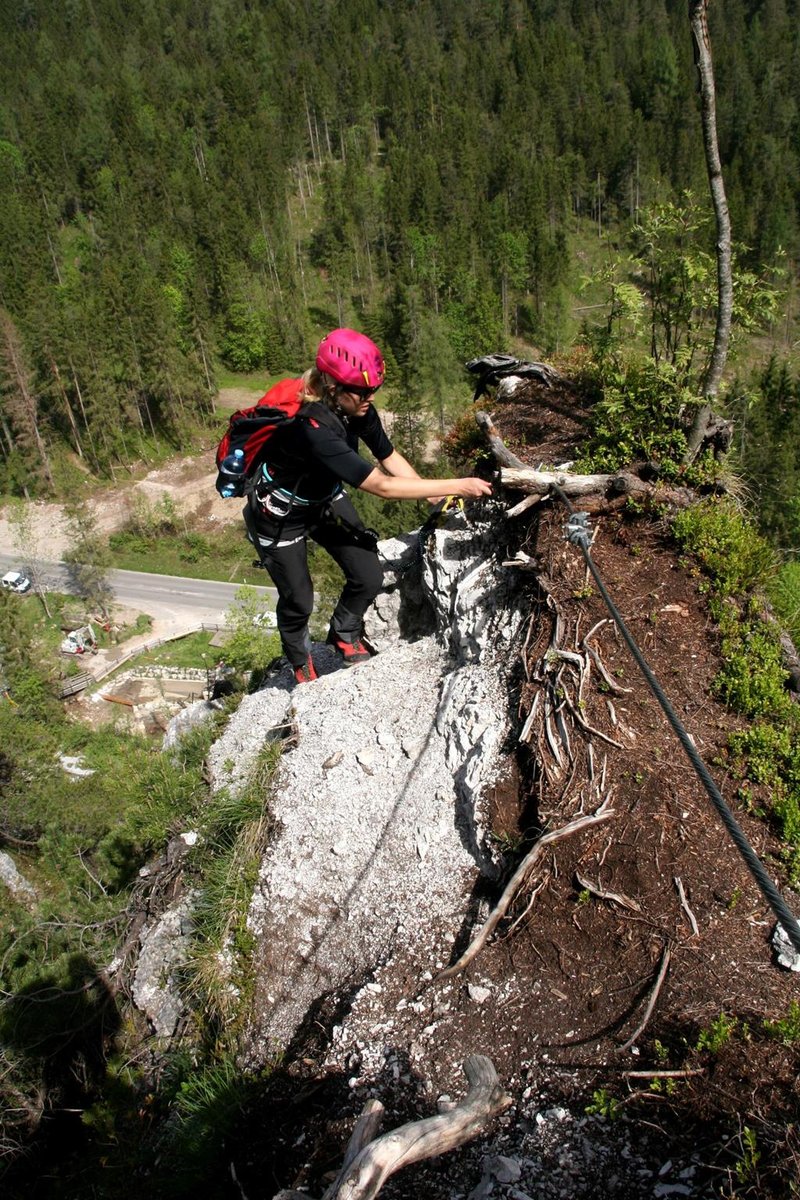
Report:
316,328,385,391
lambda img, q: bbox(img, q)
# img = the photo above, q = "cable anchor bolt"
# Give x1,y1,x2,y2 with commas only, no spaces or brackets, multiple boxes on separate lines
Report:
565,511,592,548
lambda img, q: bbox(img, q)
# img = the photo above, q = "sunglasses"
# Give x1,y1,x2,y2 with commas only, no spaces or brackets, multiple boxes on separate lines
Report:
341,385,379,400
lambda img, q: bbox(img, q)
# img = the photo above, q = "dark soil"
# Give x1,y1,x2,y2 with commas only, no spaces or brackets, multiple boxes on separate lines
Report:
219,380,800,1198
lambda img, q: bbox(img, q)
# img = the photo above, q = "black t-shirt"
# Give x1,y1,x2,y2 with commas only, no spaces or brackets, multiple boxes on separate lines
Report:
261,402,394,503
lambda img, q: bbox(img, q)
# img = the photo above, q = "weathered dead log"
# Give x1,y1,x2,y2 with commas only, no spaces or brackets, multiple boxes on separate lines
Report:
273,1057,511,1200
499,465,696,509
322,1101,386,1200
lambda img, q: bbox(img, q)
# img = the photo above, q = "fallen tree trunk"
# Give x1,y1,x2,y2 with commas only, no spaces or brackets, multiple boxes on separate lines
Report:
273,1056,511,1200
499,465,696,509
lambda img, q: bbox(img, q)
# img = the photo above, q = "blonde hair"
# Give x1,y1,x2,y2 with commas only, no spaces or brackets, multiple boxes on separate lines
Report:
299,366,340,410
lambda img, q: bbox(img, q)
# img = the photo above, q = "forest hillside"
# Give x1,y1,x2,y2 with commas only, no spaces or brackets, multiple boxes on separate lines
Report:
2,0,800,512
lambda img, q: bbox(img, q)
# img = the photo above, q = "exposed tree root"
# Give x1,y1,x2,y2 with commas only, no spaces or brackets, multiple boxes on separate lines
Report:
437,801,616,980
617,943,672,1054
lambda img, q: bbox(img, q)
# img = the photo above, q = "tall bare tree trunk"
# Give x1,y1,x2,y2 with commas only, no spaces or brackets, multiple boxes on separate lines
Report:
684,0,734,462
0,309,55,488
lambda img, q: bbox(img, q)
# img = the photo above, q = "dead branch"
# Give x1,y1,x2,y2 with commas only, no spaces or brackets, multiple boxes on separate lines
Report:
475,411,526,468
438,802,616,980
575,871,642,913
506,493,542,518
674,876,699,937
320,1057,511,1200
560,689,626,750
617,944,672,1053
581,621,633,695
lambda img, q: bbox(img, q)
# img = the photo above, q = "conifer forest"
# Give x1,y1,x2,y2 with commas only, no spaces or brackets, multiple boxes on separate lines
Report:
1,0,799,527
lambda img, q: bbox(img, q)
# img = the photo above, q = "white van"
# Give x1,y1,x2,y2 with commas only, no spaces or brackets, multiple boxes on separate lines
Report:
1,571,31,593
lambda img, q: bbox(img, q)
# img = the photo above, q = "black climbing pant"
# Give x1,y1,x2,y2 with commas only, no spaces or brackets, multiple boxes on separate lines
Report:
245,492,383,668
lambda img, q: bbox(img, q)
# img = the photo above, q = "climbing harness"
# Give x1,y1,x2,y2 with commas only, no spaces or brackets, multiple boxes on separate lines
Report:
552,481,800,957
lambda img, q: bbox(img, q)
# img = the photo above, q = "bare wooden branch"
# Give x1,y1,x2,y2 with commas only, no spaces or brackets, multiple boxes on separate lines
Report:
506,493,542,518
617,944,672,1053
560,691,626,750
438,803,616,980
581,621,633,696
575,871,642,913
475,411,526,468
325,1057,511,1200
674,876,699,937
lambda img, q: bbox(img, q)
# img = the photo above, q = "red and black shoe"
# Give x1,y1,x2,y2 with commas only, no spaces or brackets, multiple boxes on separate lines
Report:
327,632,372,665
293,657,318,685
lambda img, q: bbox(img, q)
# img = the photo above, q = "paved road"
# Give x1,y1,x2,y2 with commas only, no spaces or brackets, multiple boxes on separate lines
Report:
0,552,277,625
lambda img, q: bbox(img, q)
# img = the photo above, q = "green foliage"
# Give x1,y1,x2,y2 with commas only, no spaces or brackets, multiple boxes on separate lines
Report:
696,1011,739,1054
583,195,783,388
672,501,777,599
61,491,114,618
767,561,800,649
184,744,280,1038
108,500,263,584
734,1125,761,1188
715,623,789,719
730,719,800,881
586,1088,622,1120
732,359,800,559
219,302,270,373
221,586,281,676
631,195,781,378
578,353,698,476
763,1000,800,1047
672,500,800,873
7,0,795,500
0,687,223,1178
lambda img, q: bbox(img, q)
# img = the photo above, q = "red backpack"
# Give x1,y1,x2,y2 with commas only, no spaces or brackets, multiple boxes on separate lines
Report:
215,377,303,495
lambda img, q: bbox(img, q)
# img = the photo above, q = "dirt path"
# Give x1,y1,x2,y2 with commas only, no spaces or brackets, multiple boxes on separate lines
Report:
0,449,237,561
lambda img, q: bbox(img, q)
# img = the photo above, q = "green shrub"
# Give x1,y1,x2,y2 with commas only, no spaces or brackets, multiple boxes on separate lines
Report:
577,354,702,479
696,1011,739,1054
672,501,777,599
715,624,791,719
673,501,800,876
763,1000,800,1046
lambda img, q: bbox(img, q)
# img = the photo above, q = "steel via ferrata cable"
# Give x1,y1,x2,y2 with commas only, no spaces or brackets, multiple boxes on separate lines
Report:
550,481,800,957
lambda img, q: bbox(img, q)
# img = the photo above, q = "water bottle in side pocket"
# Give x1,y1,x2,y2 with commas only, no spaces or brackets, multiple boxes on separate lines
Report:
216,448,246,498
